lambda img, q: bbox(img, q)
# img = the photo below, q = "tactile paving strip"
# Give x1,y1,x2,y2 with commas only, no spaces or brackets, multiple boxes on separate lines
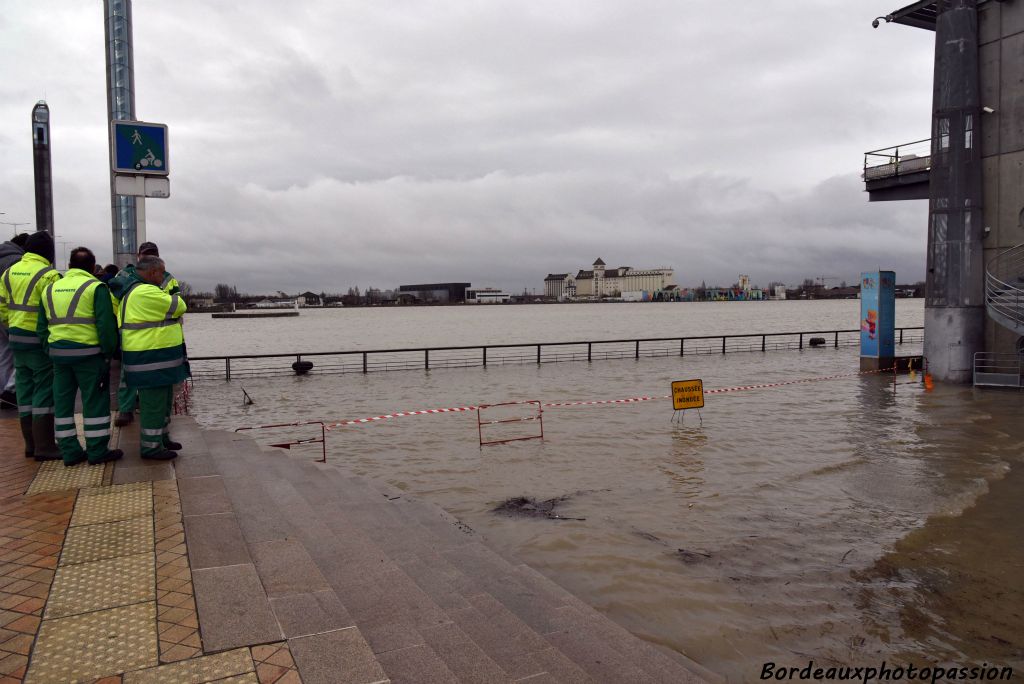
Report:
123,647,255,683
26,459,106,496
71,482,153,527
45,552,154,618
25,602,159,683
60,517,155,566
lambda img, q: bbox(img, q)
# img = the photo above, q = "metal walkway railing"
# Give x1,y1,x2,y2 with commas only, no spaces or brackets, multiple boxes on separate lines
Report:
984,243,1024,334
863,138,931,181
973,352,1023,389
187,327,925,381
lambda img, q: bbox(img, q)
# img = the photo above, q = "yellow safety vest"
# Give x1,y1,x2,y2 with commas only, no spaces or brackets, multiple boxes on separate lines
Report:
42,268,102,355
0,252,60,348
120,282,188,388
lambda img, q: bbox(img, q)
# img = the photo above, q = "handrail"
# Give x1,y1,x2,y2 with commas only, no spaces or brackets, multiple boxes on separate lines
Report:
187,326,925,381
189,327,924,362
984,243,1024,332
863,138,932,182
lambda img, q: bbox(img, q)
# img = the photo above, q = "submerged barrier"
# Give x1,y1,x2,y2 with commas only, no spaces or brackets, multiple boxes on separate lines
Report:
190,326,924,381
233,365,917,458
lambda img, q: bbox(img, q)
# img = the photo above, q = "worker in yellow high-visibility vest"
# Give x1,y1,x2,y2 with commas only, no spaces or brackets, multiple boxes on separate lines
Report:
118,255,188,460
38,247,122,466
0,232,62,460
109,241,179,427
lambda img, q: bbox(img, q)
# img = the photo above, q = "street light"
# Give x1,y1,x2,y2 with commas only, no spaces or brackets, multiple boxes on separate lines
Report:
872,15,893,28
0,220,31,237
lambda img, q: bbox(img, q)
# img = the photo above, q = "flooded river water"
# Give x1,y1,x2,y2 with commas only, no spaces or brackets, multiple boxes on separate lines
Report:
184,301,1024,681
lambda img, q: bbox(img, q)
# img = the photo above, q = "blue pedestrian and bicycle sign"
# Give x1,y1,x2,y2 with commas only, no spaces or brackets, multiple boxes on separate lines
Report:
111,120,169,175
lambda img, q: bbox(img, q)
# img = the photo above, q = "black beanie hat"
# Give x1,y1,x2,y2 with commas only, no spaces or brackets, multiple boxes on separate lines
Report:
25,231,55,264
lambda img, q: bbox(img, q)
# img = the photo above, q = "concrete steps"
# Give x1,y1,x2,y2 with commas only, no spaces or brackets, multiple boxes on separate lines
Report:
170,416,713,684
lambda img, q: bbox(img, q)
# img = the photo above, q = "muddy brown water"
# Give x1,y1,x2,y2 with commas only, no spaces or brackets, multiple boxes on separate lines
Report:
184,301,1024,681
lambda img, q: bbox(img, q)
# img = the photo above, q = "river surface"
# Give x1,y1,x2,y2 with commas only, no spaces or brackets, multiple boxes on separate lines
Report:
183,300,1024,681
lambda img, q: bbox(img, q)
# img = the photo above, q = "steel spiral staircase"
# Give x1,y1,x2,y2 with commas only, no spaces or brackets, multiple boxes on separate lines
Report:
975,243,1024,387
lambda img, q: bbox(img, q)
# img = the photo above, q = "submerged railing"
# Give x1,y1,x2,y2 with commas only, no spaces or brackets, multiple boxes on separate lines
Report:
187,326,924,381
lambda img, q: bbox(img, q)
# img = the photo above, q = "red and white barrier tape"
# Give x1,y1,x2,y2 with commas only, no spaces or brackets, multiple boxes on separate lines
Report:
325,405,478,431
321,367,900,430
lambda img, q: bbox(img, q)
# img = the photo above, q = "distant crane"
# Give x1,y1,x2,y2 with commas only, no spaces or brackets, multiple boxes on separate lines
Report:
816,276,840,288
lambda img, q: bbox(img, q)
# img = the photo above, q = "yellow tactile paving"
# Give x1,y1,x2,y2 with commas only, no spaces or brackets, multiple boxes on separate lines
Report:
123,647,255,683
70,482,153,527
45,552,154,618
79,480,153,496
24,601,159,683
25,459,106,496
60,517,155,566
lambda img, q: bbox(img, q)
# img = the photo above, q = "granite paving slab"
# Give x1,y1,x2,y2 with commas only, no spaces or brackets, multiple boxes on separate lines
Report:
183,513,252,570
249,539,330,598
269,589,354,639
192,563,283,653
287,627,388,684
178,476,232,517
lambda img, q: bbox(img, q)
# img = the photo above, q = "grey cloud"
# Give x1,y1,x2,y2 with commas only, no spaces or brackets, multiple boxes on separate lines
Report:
2,0,935,293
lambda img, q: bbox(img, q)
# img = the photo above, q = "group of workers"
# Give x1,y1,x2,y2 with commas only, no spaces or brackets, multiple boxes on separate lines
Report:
0,231,189,465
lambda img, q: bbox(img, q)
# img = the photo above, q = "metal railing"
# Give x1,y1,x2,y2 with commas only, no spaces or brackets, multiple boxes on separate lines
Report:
187,327,925,381
235,420,327,462
863,139,931,181
973,352,1023,389
984,243,1024,333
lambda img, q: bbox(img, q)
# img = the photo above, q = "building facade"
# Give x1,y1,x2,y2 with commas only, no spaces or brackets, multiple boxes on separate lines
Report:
543,274,576,301
573,259,675,299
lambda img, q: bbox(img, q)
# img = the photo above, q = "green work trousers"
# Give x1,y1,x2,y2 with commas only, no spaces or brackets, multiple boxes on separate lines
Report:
139,385,174,456
53,356,111,464
13,348,54,420
117,363,137,414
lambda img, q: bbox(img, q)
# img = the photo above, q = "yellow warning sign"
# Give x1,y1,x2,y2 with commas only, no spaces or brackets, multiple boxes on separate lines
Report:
671,379,705,410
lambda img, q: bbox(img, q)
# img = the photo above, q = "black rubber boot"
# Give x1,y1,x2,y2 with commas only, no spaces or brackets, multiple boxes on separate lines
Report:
19,416,34,458
163,438,183,451
63,451,88,467
89,449,123,465
141,449,177,461
32,415,62,462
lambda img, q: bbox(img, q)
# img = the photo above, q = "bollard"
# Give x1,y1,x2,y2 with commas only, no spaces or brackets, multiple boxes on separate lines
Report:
761,335,766,352
425,349,429,370
635,340,640,359
225,358,231,381
588,342,592,362
362,351,367,374
483,346,488,367
680,338,685,356
834,331,839,348
537,344,542,364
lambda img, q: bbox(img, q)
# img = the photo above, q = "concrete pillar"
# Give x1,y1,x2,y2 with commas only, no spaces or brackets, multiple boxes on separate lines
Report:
924,0,986,382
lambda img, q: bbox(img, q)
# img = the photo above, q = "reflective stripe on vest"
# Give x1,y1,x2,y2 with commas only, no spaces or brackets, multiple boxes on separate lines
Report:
121,294,181,330
2,263,55,312
123,357,185,373
42,270,102,349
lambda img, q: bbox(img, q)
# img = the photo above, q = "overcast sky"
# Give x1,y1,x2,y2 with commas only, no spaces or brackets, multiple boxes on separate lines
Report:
1,1,935,294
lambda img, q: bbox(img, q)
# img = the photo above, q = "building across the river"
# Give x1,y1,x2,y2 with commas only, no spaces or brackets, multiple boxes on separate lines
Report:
545,259,674,301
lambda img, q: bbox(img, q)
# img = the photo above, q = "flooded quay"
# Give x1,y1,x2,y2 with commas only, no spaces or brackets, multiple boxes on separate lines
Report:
185,302,1023,681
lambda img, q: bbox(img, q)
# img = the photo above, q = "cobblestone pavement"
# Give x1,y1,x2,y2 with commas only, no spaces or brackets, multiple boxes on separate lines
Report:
0,418,303,684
